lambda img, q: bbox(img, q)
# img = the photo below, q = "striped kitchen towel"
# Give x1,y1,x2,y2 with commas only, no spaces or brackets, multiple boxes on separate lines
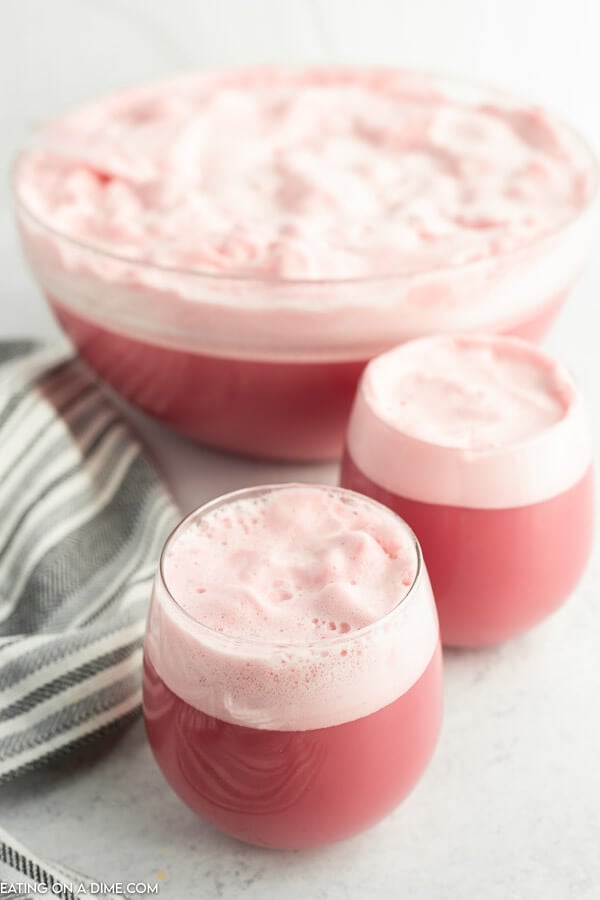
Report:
0,341,178,782
0,824,130,899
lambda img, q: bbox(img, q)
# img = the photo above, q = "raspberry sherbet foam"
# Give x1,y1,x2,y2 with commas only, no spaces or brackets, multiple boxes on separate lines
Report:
17,68,594,279
14,69,598,460
347,334,592,509
146,484,438,731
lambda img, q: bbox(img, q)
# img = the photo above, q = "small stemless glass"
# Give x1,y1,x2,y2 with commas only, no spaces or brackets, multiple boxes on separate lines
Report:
341,336,594,647
143,484,442,849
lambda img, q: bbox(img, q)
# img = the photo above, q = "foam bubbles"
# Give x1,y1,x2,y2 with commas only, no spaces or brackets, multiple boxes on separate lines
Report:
365,334,569,450
17,69,589,280
347,335,592,509
147,485,439,730
162,485,418,643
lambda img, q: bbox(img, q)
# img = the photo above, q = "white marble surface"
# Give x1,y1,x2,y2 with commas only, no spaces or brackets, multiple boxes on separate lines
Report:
1,2,600,897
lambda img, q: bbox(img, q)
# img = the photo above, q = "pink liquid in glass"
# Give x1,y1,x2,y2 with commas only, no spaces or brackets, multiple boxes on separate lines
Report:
143,646,442,849
342,452,594,646
50,292,566,461
142,484,442,847
50,298,366,461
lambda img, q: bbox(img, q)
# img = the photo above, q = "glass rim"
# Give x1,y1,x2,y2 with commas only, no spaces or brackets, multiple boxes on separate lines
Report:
358,330,586,455
12,65,600,289
157,482,425,651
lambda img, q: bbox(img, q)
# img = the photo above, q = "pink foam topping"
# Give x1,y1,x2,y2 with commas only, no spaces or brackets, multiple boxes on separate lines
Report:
347,334,592,508
145,485,439,730
18,67,591,280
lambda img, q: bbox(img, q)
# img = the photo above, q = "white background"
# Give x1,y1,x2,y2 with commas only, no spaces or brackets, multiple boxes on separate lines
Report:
1,3,599,899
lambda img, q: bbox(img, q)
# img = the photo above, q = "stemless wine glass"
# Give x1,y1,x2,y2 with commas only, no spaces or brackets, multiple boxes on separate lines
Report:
341,335,594,647
143,484,442,849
